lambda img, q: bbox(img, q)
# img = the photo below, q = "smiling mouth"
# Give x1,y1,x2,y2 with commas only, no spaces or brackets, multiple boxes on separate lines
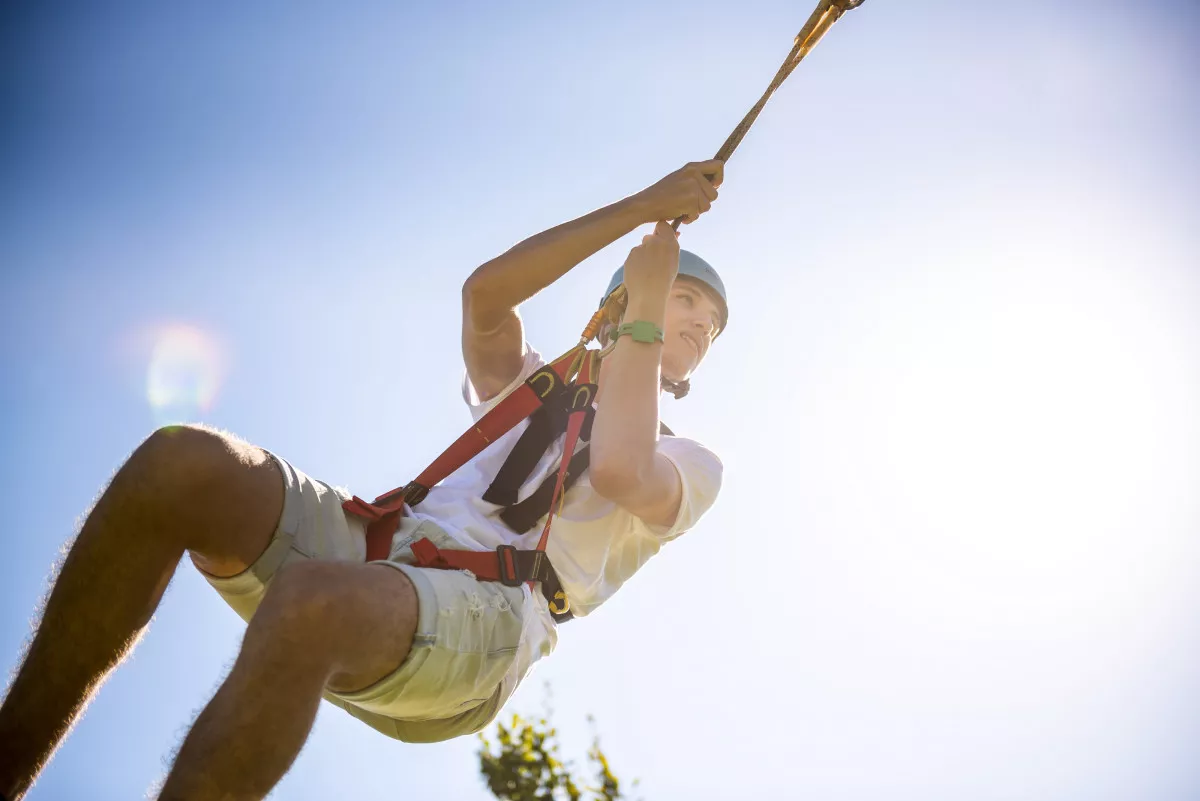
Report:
680,332,700,356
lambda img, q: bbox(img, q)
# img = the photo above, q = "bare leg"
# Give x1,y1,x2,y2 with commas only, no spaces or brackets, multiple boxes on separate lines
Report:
157,561,418,801
0,425,283,801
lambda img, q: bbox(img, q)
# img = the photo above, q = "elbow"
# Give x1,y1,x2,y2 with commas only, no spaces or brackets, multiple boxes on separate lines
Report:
462,269,487,303
589,457,647,502
464,253,505,297
462,269,500,324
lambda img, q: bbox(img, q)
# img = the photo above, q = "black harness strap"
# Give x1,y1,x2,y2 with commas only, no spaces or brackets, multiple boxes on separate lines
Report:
482,401,568,507
500,446,592,534
496,420,675,534
482,388,592,505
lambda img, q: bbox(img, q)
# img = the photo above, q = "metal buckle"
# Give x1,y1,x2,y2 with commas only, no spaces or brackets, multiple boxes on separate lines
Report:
495,544,522,587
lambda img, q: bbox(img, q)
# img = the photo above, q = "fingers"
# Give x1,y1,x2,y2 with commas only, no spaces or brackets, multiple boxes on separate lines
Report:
643,221,680,242
674,179,712,225
688,169,719,202
653,220,678,239
685,159,725,189
680,160,721,224
640,158,725,226
679,193,710,225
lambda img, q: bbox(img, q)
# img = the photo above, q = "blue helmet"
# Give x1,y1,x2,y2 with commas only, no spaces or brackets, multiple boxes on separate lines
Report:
599,250,729,335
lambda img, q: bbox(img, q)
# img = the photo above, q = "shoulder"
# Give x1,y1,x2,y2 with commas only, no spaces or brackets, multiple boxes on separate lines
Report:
462,343,546,417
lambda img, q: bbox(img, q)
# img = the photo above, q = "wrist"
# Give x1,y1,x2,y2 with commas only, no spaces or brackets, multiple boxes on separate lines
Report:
623,289,669,324
614,320,665,345
621,191,657,226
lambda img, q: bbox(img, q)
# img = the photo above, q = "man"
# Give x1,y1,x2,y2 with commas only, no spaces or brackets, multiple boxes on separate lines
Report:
0,159,728,800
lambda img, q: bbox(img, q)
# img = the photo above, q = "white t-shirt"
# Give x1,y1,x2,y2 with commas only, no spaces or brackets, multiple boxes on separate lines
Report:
408,343,723,625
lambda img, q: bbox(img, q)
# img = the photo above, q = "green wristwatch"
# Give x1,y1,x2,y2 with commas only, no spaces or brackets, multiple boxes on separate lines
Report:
615,320,665,344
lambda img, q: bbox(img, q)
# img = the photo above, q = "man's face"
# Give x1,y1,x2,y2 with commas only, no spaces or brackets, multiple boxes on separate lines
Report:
660,276,723,382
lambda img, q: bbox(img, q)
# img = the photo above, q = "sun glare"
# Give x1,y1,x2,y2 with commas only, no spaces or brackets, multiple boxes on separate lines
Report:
876,254,1182,618
145,323,226,424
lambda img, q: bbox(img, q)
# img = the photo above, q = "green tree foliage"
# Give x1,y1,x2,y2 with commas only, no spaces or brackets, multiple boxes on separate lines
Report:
477,712,634,801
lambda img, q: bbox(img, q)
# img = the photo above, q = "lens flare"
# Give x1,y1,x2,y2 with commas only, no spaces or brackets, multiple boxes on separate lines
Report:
145,324,225,424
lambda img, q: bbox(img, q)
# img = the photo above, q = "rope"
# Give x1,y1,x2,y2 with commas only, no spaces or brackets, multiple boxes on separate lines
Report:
670,0,867,231
596,0,866,383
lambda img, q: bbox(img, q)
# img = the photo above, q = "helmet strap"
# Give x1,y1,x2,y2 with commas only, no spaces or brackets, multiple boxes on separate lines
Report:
661,376,690,400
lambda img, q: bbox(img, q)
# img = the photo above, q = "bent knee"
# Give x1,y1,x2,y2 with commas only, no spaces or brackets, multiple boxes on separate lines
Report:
130,424,275,507
125,424,283,561
137,424,263,482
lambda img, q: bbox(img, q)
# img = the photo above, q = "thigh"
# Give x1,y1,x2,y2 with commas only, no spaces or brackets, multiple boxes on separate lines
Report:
252,559,420,695
156,424,285,579
325,562,421,693
195,450,367,623
323,521,542,740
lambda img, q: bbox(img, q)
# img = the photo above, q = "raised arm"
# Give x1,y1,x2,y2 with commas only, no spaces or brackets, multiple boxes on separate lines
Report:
461,161,723,401
589,222,692,526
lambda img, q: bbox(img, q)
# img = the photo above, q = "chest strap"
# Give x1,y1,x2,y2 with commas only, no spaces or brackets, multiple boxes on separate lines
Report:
482,400,592,508
497,420,674,534
343,344,587,563
344,347,602,621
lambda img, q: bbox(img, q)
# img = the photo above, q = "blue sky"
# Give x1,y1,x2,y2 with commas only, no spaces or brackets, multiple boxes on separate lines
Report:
3,1,1199,798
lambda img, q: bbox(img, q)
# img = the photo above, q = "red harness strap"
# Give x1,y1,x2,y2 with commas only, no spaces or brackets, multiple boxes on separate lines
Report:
534,348,598,551
342,344,585,562
342,297,618,624
402,349,599,623
409,539,572,621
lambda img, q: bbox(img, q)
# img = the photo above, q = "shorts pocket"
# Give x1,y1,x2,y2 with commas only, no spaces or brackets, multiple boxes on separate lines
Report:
387,518,462,564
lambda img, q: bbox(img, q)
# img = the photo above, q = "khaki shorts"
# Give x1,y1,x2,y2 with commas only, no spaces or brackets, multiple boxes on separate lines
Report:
197,451,536,743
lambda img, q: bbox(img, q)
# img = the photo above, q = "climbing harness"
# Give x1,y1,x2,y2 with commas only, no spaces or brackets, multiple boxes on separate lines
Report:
342,0,868,622
344,337,611,623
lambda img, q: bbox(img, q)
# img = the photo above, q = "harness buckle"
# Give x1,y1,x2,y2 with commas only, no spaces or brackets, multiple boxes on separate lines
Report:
495,544,522,587
402,481,430,506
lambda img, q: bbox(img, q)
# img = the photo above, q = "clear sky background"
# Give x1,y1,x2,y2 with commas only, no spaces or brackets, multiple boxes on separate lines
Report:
2,1,1198,799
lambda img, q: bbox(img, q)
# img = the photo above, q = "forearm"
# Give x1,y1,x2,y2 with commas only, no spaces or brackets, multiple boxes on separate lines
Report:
464,195,651,312
590,292,668,483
